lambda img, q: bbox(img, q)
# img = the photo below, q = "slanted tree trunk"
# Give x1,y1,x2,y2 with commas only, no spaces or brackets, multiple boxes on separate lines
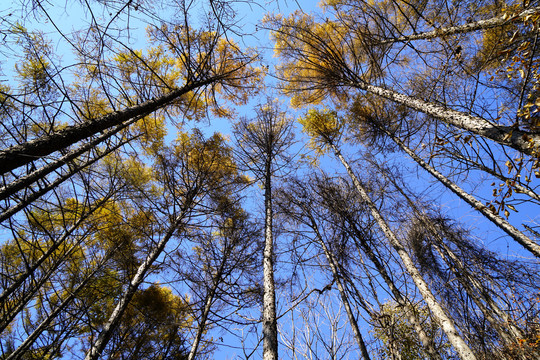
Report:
379,6,540,44
328,141,478,360
439,150,540,204
0,76,223,176
383,128,540,258
84,192,196,360
350,81,540,156
345,219,443,360
187,255,229,360
0,137,133,223
395,183,527,344
307,216,372,360
0,116,138,202
5,254,110,360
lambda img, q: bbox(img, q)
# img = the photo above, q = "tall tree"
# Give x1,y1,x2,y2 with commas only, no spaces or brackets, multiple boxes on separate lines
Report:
233,99,294,360
299,108,477,360
0,0,261,216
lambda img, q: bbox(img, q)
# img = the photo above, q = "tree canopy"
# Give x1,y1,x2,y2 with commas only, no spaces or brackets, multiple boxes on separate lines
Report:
1,0,539,359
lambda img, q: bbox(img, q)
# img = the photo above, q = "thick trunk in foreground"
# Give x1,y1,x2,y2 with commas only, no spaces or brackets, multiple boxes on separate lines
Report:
329,142,477,360
0,76,222,176
0,116,138,202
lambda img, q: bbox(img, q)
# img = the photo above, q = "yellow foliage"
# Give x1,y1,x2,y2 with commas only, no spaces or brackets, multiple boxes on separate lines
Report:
133,115,167,154
298,108,343,153
266,11,356,108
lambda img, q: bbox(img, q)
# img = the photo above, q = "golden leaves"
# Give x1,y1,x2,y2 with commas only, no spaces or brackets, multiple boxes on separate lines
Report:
298,108,343,154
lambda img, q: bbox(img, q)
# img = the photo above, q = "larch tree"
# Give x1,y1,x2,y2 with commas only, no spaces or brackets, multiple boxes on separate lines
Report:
4,0,540,358
299,108,478,360
233,99,295,360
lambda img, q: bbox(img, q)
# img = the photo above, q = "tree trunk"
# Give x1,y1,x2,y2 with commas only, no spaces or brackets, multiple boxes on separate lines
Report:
379,6,540,44
84,192,196,360
393,181,527,354
439,150,540,204
346,220,443,360
350,81,540,156
385,129,540,258
262,159,278,360
329,142,478,360
0,117,138,202
0,75,223,176
308,216,372,360
187,259,227,360
0,137,133,223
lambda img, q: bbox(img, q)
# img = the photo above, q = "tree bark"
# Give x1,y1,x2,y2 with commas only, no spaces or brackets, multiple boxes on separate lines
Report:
0,116,139,202
0,75,223,176
379,6,540,44
385,129,540,258
262,159,278,360
84,191,196,360
329,142,477,360
346,219,443,360
350,81,540,156
393,181,527,352
0,137,133,223
308,216,372,360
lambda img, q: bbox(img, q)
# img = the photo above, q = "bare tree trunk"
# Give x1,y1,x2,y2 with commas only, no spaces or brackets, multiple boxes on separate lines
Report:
84,192,196,360
5,254,109,360
187,259,228,360
0,76,223,176
308,217,372,360
384,129,540,258
0,195,110,305
379,6,540,44
440,151,540,204
349,81,540,156
392,179,527,356
329,142,477,360
346,221,443,360
0,137,134,223
0,116,138,202
263,160,278,360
